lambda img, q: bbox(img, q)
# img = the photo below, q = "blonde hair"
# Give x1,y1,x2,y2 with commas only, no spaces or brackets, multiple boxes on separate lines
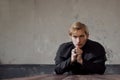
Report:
69,22,89,36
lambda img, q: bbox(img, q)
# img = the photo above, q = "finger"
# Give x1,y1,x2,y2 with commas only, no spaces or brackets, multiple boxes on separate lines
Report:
76,49,83,55
72,49,76,54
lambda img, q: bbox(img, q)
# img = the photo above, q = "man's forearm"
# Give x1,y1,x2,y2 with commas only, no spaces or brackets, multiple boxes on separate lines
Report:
55,58,71,74
82,62,106,74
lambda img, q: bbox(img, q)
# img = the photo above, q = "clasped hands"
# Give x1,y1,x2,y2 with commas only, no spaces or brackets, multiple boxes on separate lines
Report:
71,47,83,64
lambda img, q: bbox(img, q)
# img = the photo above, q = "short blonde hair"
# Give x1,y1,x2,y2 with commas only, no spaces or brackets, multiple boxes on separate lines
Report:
69,22,89,36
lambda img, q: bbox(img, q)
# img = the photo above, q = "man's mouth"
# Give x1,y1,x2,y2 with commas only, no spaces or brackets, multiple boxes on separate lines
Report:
77,44,82,47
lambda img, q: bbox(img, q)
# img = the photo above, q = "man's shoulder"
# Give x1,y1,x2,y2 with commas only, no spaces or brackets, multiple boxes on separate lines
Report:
87,39,105,54
87,39,103,47
57,42,74,57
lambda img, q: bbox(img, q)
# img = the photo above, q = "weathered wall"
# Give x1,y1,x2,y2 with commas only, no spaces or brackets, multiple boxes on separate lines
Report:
0,0,120,64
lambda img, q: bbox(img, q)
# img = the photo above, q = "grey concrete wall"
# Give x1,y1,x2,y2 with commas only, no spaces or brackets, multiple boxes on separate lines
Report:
0,0,120,64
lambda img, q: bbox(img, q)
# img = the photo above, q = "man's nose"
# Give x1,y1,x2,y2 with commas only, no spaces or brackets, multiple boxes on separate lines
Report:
77,37,81,43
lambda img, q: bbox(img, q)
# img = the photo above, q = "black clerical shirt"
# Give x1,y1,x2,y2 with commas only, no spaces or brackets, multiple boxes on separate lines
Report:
54,39,107,75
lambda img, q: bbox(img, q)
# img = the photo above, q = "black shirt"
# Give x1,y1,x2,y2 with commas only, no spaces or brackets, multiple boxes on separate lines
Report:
54,39,107,75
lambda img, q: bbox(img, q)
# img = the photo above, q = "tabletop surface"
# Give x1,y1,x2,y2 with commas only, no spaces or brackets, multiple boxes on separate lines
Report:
3,74,120,80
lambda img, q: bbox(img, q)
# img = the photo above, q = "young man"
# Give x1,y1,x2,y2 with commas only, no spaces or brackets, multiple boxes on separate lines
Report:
54,22,107,75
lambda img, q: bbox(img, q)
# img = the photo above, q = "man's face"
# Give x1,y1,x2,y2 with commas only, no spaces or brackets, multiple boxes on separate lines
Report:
70,29,89,48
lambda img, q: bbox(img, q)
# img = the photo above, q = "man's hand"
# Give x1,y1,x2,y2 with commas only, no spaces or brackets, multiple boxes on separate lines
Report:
71,47,83,64
77,54,83,64
71,48,77,63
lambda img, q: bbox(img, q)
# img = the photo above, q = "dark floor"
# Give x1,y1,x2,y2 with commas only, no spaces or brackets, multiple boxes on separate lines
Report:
0,64,120,79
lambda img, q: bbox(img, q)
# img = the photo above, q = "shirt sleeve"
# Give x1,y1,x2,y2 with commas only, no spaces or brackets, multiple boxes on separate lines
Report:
69,54,106,74
54,43,72,74
75,44,107,74
82,55,106,74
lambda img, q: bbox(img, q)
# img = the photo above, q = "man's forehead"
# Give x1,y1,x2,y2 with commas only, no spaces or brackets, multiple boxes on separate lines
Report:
72,30,85,35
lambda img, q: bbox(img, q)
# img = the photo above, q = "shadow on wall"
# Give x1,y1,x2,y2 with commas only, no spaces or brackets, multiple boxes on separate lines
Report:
0,59,2,64
104,46,114,64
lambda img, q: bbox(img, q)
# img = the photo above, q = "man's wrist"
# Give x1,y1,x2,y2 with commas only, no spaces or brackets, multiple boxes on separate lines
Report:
77,59,83,64
77,55,83,64
71,58,76,63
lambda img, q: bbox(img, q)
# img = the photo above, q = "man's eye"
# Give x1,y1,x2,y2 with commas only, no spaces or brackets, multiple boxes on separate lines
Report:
73,36,77,38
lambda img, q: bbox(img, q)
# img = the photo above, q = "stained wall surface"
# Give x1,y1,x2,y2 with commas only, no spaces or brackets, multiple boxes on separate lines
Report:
0,0,120,64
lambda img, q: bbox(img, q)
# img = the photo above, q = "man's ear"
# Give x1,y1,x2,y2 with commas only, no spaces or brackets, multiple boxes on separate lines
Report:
87,34,89,38
68,34,72,40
